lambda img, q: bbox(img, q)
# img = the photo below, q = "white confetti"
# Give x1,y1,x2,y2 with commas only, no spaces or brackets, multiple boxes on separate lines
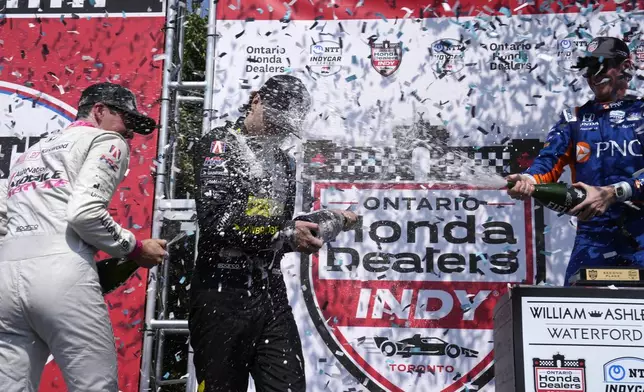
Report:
514,2,531,11
441,2,451,11
603,251,617,258
82,55,95,61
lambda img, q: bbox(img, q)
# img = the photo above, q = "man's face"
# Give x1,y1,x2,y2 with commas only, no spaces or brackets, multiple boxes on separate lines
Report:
94,103,134,139
586,59,632,102
244,94,266,135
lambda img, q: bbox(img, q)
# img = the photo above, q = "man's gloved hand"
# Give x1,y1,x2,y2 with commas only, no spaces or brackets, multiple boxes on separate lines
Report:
134,239,168,268
506,173,536,200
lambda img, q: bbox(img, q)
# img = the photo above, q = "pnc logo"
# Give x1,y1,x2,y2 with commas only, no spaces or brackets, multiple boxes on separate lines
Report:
576,142,591,163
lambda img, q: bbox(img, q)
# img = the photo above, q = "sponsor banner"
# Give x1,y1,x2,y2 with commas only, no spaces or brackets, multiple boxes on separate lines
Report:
214,0,628,20
522,296,644,391
210,18,644,148
0,10,164,392
301,182,535,391
1,0,164,16
214,1,644,391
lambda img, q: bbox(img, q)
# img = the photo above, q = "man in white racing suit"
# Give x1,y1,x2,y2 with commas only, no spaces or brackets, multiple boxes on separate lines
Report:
0,83,167,392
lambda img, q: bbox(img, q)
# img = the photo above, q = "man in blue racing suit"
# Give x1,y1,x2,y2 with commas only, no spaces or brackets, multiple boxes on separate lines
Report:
507,37,644,285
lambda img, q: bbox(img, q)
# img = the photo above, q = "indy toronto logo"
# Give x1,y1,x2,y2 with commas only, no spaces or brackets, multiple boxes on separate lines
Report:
370,40,403,77
300,182,536,391
533,354,586,392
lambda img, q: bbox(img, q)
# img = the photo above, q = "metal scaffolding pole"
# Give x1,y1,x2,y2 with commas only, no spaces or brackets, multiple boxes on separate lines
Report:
139,0,218,390
139,0,177,390
202,1,217,134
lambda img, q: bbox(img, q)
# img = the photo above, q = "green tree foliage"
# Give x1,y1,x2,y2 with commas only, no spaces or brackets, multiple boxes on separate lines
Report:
173,9,207,199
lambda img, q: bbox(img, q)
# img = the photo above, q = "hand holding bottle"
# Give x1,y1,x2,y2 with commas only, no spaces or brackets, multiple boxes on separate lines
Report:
133,239,168,268
569,182,616,221
332,209,359,231
506,173,536,200
292,221,324,254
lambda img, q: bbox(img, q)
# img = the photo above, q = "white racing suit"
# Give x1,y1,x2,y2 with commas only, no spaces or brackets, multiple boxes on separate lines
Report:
0,125,140,392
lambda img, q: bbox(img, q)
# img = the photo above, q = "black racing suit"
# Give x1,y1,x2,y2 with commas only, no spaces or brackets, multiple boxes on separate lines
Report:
189,119,305,392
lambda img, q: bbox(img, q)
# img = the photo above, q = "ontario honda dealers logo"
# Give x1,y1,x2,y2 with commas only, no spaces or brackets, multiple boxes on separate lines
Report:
301,182,535,391
533,354,586,392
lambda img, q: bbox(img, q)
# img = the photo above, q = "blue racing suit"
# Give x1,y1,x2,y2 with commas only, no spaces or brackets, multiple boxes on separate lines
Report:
525,98,644,285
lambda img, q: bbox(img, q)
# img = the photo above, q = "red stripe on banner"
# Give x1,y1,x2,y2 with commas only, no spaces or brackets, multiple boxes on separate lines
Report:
216,0,636,21
0,16,165,392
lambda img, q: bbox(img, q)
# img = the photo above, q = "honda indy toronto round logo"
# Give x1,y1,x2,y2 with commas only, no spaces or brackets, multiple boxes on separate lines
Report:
0,81,74,182
301,182,536,391
370,40,403,77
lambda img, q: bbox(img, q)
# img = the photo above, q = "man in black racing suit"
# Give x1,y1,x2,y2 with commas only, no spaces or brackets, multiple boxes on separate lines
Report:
189,75,357,392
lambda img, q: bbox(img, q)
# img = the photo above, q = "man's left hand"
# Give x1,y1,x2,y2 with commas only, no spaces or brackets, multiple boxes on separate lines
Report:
569,182,617,221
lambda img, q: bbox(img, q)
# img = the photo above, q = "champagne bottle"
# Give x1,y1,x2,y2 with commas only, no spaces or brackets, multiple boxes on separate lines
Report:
294,210,347,242
507,181,586,213
97,257,140,295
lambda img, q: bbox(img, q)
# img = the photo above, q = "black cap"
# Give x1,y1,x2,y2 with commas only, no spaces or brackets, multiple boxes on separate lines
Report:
574,37,630,71
78,83,157,135
257,75,311,135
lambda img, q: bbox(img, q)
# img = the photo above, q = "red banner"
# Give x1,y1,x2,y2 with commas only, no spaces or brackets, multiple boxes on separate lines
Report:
0,3,166,391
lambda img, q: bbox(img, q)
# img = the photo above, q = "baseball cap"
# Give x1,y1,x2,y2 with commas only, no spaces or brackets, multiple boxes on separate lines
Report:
257,75,311,135
78,83,157,135
573,37,630,72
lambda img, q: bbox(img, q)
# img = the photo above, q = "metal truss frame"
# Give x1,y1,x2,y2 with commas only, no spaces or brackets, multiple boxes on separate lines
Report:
139,0,217,390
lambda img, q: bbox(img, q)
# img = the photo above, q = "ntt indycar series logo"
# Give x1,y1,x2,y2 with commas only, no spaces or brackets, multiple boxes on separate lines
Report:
604,357,644,391
301,182,535,391
534,354,586,392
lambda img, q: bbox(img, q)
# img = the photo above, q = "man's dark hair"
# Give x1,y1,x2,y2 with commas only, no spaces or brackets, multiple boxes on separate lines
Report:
75,104,93,120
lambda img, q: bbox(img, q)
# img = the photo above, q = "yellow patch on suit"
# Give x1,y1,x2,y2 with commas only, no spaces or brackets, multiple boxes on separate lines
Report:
245,195,284,217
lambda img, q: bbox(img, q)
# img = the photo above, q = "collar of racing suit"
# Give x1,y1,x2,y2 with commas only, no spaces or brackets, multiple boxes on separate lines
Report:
67,120,97,129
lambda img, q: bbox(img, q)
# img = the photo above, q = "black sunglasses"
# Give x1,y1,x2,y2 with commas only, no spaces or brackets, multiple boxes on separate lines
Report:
106,104,138,128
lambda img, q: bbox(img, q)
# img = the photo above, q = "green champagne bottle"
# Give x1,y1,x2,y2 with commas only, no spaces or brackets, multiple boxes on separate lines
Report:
97,257,140,295
507,181,587,213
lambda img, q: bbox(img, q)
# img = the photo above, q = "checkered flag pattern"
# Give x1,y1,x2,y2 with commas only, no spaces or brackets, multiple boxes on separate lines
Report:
303,140,520,181
564,360,581,367
332,150,398,175
538,360,555,367
473,149,511,174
